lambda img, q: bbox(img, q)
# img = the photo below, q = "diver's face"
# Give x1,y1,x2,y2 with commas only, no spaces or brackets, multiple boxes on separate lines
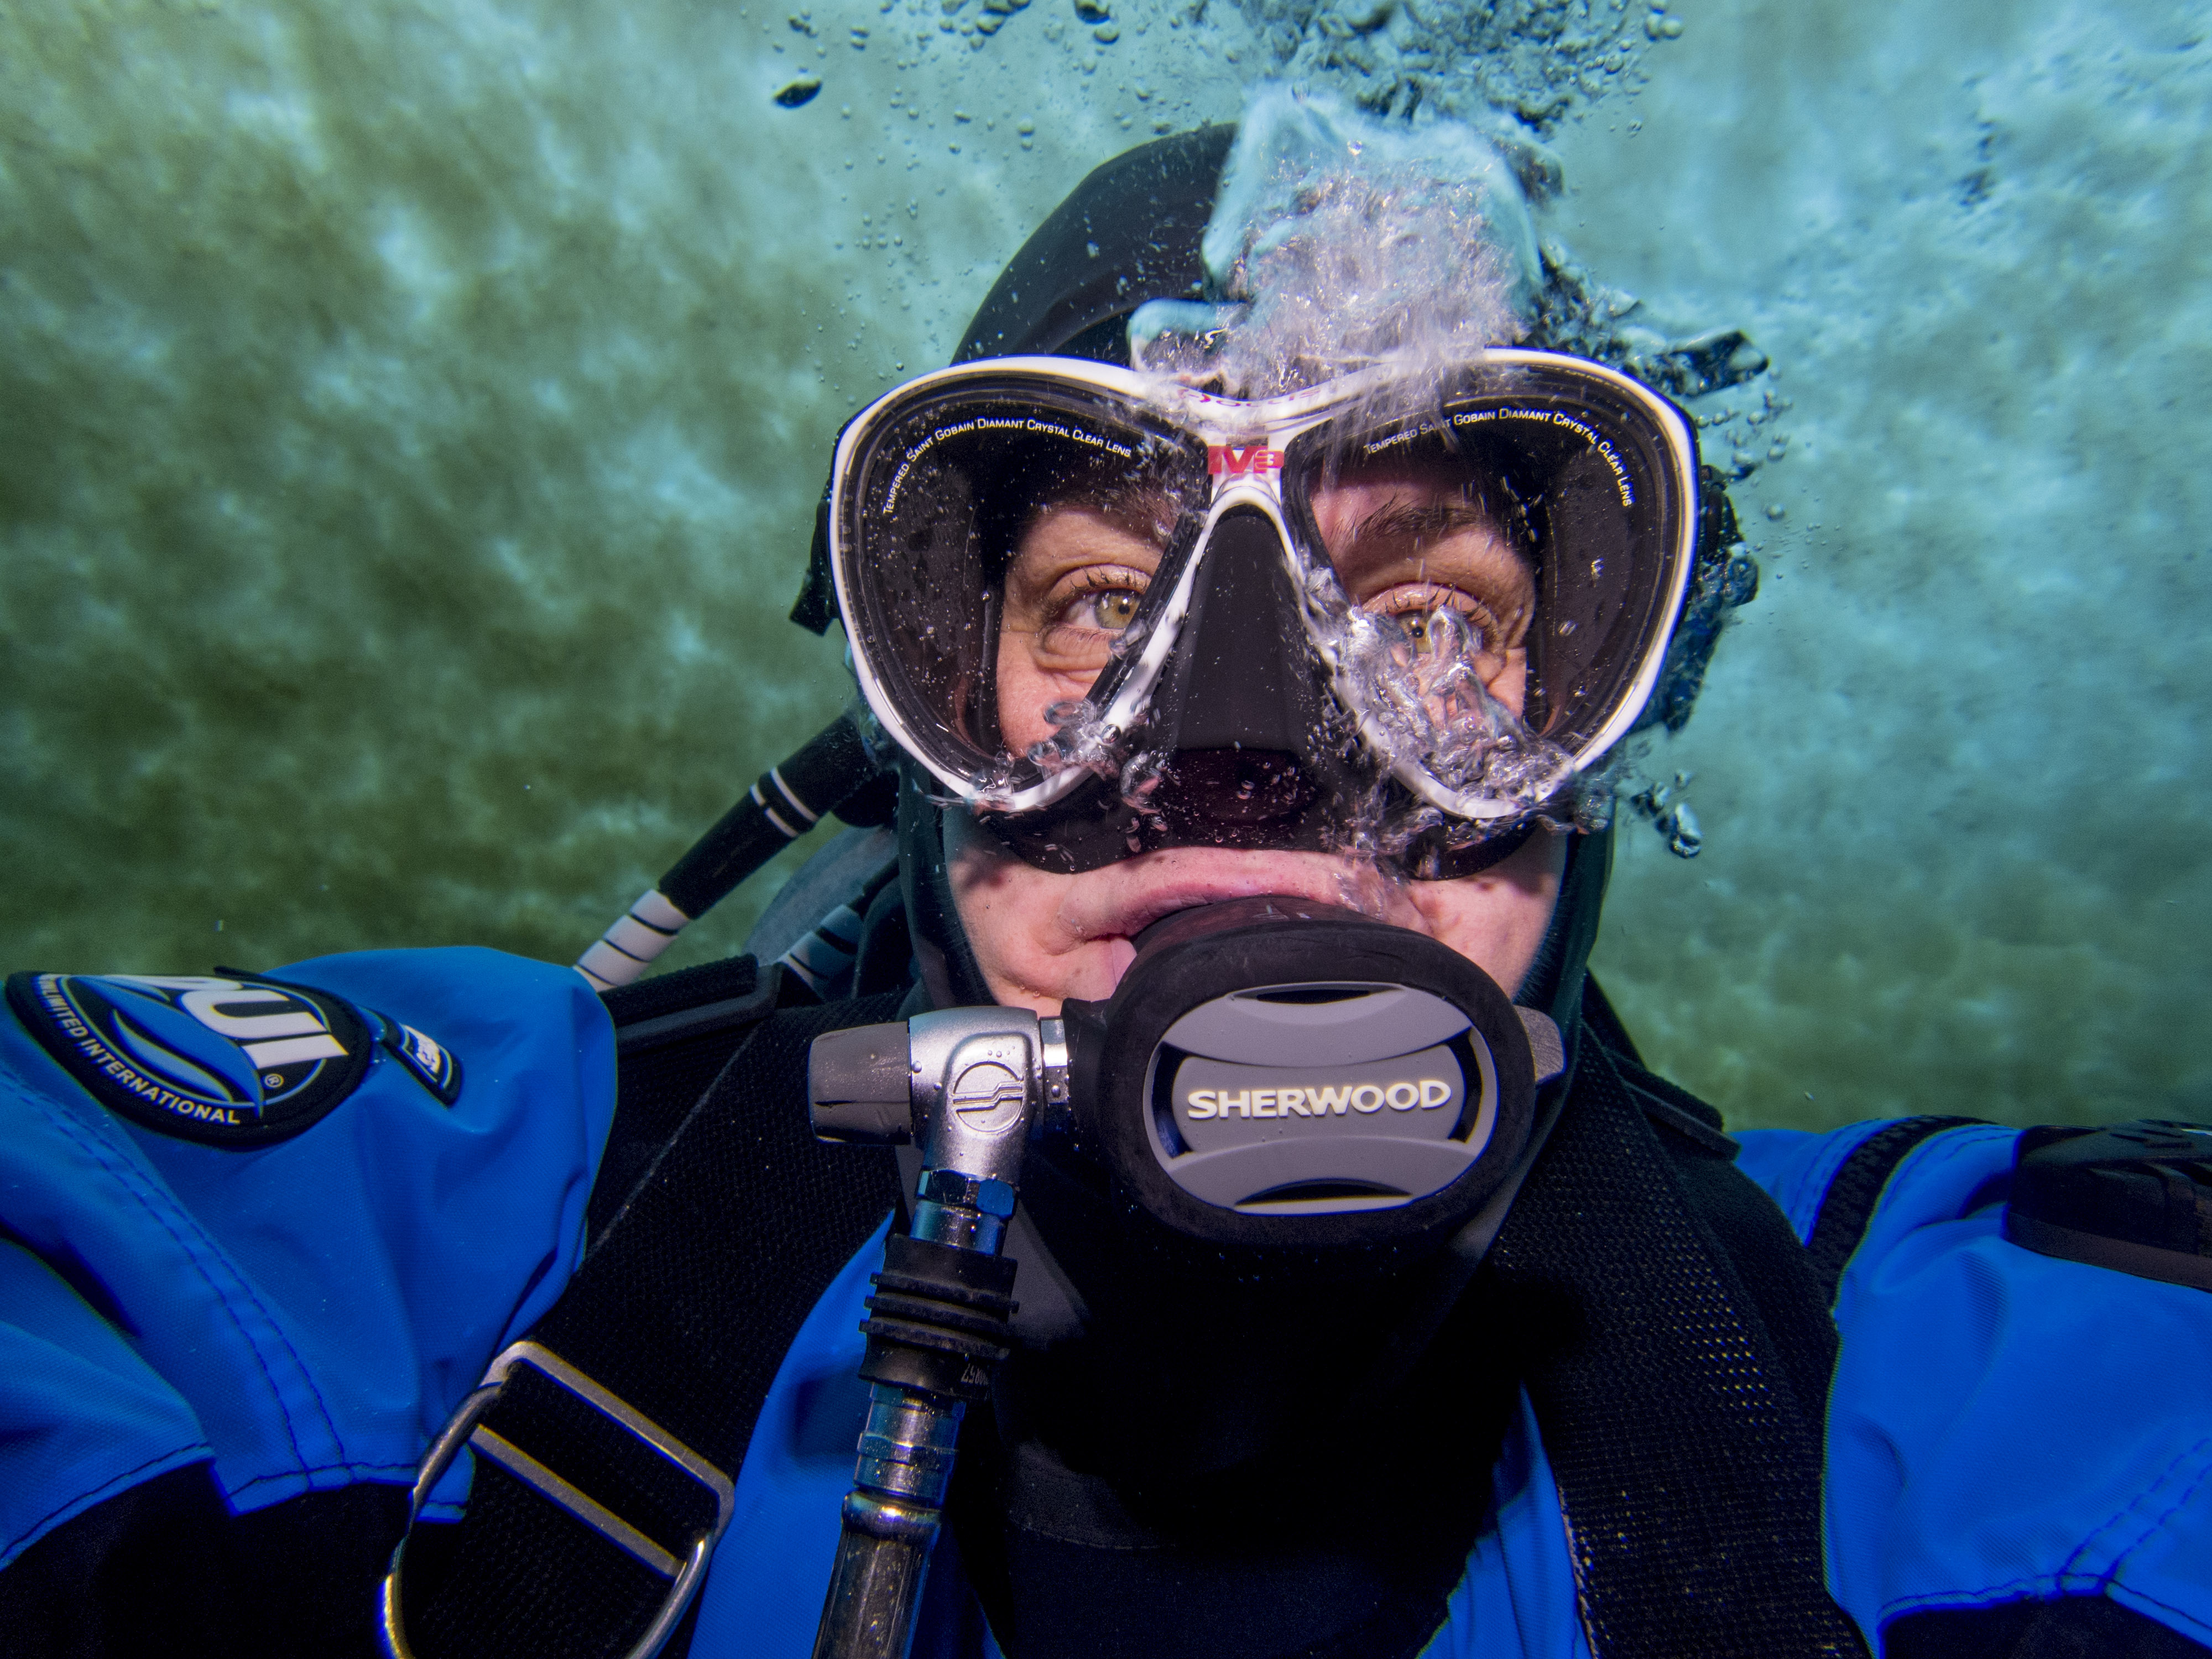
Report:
962,464,1561,1015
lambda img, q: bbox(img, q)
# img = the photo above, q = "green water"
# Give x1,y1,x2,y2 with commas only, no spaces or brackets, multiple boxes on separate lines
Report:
4,0,2207,1130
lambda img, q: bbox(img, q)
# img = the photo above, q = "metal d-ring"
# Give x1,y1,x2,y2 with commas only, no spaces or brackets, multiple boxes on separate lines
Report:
378,1340,734,1659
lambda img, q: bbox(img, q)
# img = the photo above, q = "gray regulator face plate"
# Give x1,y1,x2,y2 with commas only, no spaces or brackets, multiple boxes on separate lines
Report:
1060,895,1550,1251
1142,982,1500,1215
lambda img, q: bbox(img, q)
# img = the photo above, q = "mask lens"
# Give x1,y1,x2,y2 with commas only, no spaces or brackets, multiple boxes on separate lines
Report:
1300,427,1541,726
838,382,1210,782
1286,367,1695,790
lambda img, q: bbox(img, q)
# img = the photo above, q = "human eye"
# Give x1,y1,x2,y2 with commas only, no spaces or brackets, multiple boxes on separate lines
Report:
1003,500,1167,681
1037,566,1151,661
1364,583,1510,661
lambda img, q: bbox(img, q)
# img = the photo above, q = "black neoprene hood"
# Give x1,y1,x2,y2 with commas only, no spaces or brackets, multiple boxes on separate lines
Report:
953,126,1235,364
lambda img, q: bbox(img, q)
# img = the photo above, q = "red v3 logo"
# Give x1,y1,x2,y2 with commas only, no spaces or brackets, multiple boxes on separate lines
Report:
1207,444,1285,477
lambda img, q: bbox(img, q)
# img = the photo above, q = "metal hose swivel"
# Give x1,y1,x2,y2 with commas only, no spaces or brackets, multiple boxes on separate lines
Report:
806,1009,1070,1659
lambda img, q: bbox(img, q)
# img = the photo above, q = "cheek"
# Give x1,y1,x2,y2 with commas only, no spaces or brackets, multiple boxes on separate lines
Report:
995,636,1050,751
993,637,1090,754
946,810,1124,1013
1490,650,1528,719
1407,827,1566,998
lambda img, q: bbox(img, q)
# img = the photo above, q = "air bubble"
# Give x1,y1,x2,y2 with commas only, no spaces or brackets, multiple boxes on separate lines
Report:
1129,87,1533,399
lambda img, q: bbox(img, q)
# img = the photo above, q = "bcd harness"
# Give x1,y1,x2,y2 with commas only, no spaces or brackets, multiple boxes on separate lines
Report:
377,951,1959,1659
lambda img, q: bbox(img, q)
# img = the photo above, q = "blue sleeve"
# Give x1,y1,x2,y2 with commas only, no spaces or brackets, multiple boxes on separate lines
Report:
687,1217,891,1657
0,946,615,1568
1740,1123,2212,1650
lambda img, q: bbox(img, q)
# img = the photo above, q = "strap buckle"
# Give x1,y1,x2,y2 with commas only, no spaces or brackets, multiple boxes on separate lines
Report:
379,1340,736,1659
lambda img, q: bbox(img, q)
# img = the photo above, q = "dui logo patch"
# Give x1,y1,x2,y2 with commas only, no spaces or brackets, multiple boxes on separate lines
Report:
373,1009,464,1105
7,971,373,1147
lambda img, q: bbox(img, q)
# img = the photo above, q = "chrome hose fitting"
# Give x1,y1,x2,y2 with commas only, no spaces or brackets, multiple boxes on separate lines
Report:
806,1009,1047,1659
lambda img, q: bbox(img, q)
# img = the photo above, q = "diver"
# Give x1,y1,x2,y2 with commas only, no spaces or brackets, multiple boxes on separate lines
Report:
3,118,2209,1659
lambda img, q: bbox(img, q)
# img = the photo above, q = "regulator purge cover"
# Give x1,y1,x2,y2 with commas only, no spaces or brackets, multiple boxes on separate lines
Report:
1060,896,1536,1250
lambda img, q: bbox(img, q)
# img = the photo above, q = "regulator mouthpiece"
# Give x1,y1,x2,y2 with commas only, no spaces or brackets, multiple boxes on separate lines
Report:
1058,895,1559,1252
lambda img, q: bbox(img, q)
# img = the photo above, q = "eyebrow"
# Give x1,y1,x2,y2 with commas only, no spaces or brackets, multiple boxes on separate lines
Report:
1346,499,1509,549
1025,476,1186,533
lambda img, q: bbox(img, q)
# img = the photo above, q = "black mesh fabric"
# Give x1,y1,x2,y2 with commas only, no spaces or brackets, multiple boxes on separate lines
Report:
1587,986,1839,1428
397,992,907,1659
1804,1116,1982,1307
1484,1030,1872,1659
587,958,773,1248
1885,1596,2212,1658
0,1466,411,1659
940,975,1867,1659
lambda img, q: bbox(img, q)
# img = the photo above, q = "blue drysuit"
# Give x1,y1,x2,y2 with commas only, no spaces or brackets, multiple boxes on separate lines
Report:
2,949,2207,1655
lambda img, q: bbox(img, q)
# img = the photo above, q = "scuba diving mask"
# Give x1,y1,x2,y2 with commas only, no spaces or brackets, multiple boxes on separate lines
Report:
830,349,1702,877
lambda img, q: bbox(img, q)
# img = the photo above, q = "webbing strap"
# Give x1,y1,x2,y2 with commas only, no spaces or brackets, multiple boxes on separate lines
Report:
1486,1035,1871,1659
393,992,907,1659
1804,1117,1982,1307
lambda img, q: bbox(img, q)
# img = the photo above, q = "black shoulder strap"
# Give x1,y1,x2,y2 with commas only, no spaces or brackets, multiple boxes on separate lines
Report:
587,953,784,1246
1578,978,1741,1160
1485,999,1870,1659
1804,1117,1980,1307
393,983,907,1659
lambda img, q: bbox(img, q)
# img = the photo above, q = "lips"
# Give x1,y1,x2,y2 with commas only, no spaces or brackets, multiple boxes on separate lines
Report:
943,808,1479,1012
946,802,1562,1017
1050,848,1423,957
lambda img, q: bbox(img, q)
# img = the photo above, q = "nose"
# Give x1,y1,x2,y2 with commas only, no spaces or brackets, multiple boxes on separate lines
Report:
1149,508,1335,829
